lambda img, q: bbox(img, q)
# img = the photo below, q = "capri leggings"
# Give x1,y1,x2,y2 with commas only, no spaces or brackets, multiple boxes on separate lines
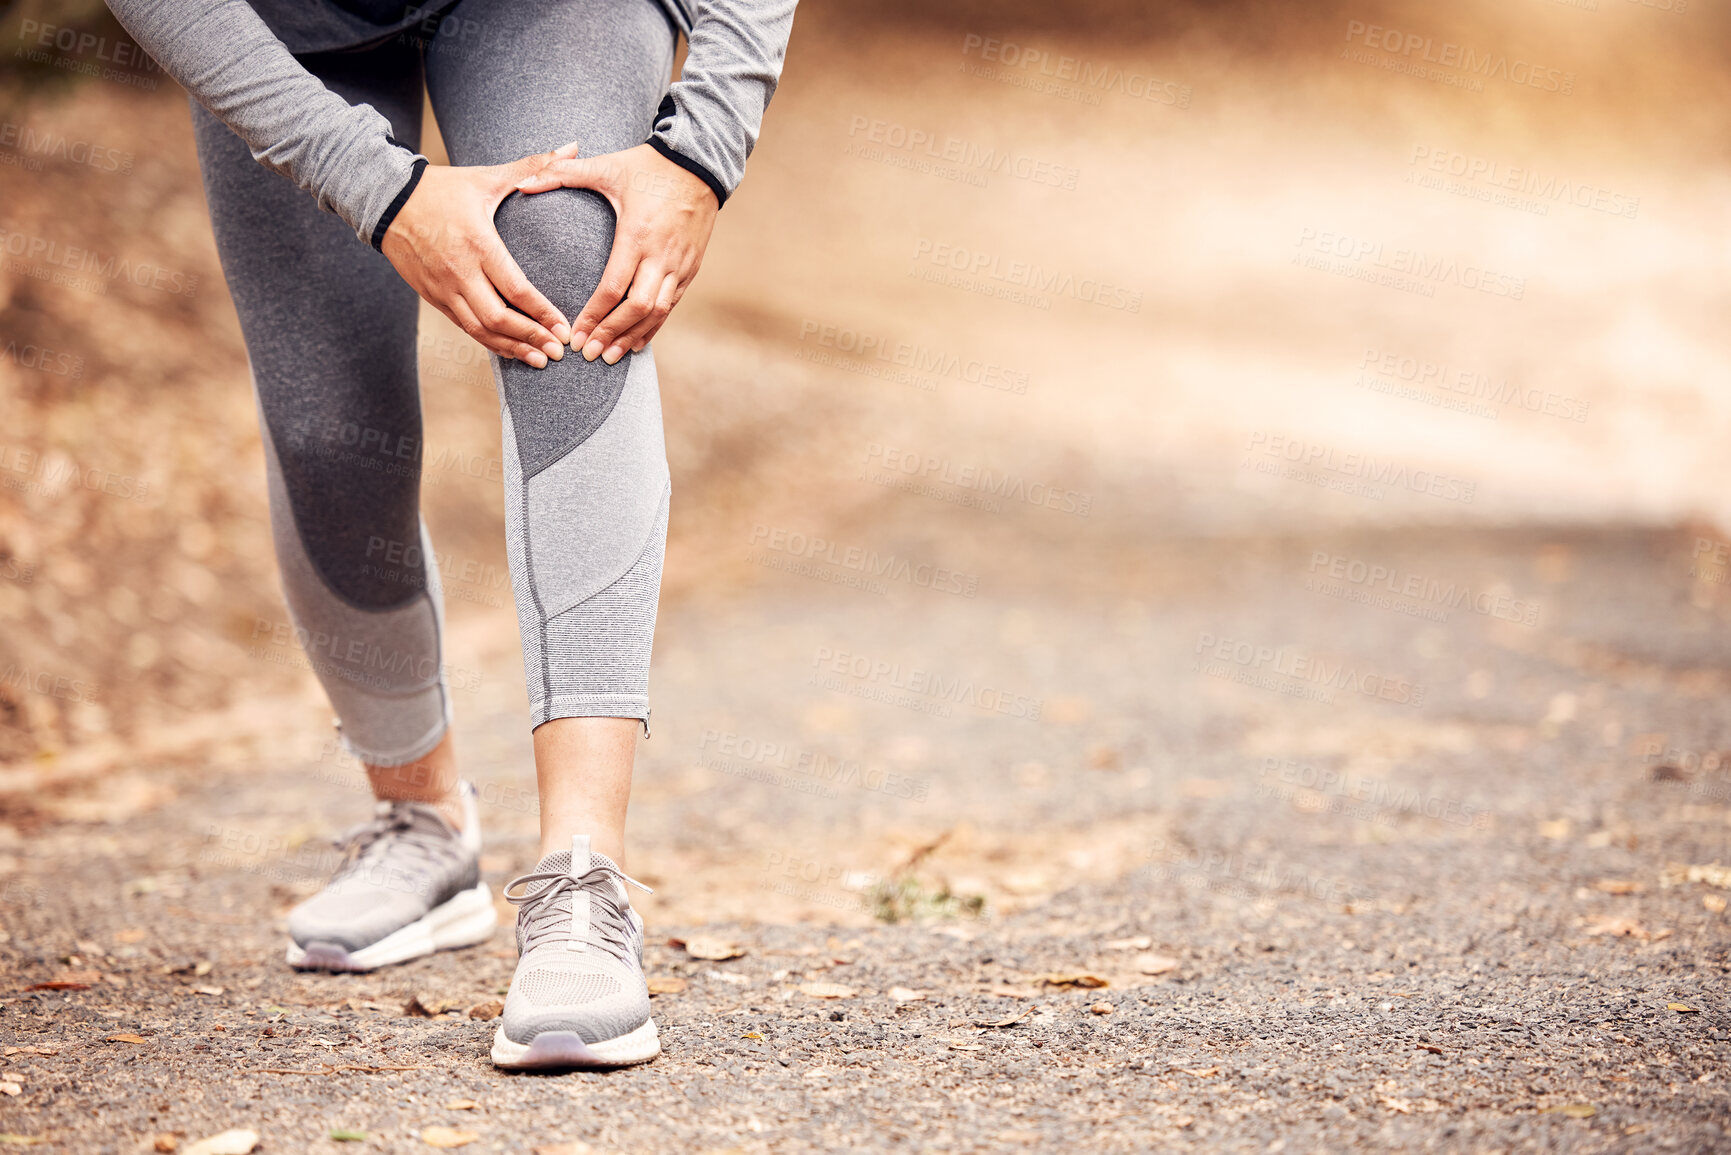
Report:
193,0,677,765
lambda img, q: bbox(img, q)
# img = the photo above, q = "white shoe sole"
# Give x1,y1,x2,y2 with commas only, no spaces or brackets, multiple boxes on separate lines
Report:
286,881,497,972
490,1017,661,1070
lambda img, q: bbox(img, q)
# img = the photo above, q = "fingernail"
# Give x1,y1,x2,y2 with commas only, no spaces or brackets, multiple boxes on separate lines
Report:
527,350,548,369
582,339,604,361
542,341,565,361
601,345,624,365
552,323,572,345
570,329,589,349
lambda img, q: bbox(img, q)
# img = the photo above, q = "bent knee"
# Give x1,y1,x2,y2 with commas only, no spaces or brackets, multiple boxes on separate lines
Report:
493,188,616,315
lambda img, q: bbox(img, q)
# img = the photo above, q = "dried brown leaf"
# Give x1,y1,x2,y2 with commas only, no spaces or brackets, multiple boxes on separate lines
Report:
421,1126,479,1148
973,1007,1033,1028
1040,972,1109,989
105,1033,147,1045
1584,916,1648,938
444,1099,481,1110
466,1001,503,1022
798,982,856,999
1134,954,1179,976
26,970,100,992
183,1131,260,1155
405,993,463,1017
417,1129,477,1149
682,937,746,961
1104,936,1152,951
646,976,687,996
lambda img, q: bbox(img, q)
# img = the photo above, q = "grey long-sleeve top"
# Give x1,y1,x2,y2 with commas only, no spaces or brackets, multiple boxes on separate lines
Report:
103,0,797,247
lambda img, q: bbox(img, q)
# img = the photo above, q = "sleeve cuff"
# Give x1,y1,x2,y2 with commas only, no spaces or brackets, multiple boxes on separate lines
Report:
370,156,429,251
646,136,728,208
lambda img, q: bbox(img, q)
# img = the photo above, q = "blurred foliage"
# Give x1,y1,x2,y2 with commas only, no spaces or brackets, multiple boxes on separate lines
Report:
870,874,988,924
1,0,141,108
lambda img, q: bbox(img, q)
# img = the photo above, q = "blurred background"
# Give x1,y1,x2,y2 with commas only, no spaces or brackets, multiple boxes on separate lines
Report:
10,3,1731,1146
2,0,1731,919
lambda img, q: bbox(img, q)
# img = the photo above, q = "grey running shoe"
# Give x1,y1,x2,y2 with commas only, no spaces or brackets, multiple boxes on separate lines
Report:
285,780,495,972
490,835,659,1069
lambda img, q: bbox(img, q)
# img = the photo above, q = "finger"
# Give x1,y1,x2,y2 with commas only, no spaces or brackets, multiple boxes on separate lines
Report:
525,140,581,170
612,272,681,354
454,258,559,353
479,238,570,350
515,156,620,208
509,141,575,181
446,292,548,368
582,267,663,365
459,276,563,365
611,315,659,357
570,241,640,354
491,144,577,207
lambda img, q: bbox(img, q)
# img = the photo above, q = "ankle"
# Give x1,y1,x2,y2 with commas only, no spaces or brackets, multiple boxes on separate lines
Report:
429,791,467,835
364,732,464,831
371,787,466,831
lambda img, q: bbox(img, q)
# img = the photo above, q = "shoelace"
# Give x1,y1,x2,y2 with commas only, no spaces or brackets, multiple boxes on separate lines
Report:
330,803,458,884
505,861,652,966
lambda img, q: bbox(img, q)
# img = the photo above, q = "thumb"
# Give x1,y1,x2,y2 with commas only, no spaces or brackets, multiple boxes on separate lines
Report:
514,155,619,199
497,141,581,189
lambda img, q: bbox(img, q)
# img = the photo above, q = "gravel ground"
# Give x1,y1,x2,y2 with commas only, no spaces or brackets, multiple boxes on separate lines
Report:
2,523,1729,1153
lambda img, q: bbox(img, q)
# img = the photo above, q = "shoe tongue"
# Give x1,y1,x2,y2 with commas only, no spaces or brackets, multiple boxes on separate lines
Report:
531,839,623,888
523,839,627,949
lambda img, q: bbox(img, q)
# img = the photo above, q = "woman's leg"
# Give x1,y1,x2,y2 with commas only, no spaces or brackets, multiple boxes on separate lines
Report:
425,0,676,1068
193,35,494,970
426,0,677,870
194,35,463,821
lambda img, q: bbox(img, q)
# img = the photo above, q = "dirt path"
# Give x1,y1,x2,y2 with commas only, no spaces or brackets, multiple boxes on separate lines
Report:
3,523,1728,1153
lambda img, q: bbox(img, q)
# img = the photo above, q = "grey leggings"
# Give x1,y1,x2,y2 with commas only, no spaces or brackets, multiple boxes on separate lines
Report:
194,0,676,764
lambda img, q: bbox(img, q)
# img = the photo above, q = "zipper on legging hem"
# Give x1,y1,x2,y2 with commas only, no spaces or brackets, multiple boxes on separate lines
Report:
641,710,652,739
